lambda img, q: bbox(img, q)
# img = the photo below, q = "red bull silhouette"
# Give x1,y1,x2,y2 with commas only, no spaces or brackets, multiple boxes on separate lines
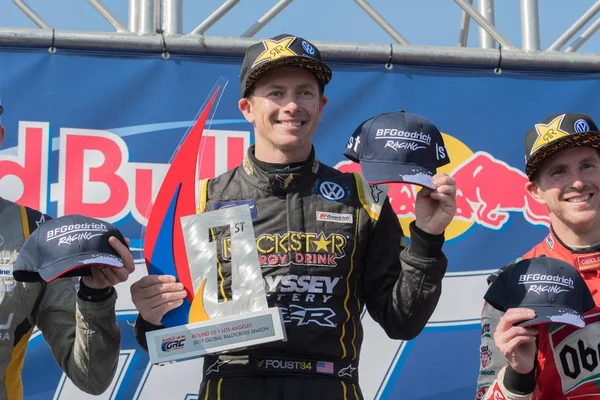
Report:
451,152,549,229
335,151,550,230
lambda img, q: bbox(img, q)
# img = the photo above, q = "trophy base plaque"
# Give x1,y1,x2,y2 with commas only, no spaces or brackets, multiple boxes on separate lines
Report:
146,307,287,364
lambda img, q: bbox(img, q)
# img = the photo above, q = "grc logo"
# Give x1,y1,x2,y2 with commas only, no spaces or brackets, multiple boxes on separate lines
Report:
161,335,186,352
335,133,550,240
0,122,249,224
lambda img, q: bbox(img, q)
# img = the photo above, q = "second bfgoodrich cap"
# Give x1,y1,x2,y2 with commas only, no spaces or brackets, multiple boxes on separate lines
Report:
343,110,450,189
484,256,595,328
13,214,127,282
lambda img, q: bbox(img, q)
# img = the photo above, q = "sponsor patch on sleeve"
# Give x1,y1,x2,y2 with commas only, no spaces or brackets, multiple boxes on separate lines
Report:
576,253,600,271
488,381,507,399
316,211,353,224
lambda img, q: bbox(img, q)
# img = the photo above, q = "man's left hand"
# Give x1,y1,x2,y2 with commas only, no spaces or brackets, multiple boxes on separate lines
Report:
81,237,135,289
414,173,456,235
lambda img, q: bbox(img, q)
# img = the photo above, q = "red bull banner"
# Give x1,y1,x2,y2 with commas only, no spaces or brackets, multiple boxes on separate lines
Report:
2,48,600,399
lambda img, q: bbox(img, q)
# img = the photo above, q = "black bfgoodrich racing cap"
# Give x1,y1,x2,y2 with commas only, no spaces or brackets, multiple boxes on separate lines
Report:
343,110,450,189
13,214,127,282
239,34,332,97
525,113,600,179
484,256,595,328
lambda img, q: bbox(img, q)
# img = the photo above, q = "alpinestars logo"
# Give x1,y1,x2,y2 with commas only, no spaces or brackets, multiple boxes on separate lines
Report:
338,364,357,378
205,359,227,375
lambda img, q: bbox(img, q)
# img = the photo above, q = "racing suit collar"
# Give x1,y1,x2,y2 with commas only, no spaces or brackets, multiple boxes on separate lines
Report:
242,145,321,195
546,226,600,272
547,226,600,254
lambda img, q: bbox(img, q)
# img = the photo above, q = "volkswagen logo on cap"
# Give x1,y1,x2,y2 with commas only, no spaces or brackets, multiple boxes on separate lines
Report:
302,40,315,55
574,119,591,133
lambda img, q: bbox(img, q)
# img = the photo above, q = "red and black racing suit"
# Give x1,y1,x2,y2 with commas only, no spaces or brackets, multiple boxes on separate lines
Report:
477,228,600,399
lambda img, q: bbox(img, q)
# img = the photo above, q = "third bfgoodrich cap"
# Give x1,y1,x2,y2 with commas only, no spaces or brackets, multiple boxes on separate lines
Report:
484,256,595,328
13,214,127,282
525,113,600,178
240,34,332,97
343,110,450,189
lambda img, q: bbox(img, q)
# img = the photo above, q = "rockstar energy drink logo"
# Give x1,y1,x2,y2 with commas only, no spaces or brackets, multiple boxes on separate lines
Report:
221,231,346,267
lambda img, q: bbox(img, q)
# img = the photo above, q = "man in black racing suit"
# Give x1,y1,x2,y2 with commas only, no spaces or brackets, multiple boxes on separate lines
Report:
131,34,457,400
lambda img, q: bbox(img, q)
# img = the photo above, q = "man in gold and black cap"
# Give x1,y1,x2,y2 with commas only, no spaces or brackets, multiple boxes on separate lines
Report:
477,113,600,399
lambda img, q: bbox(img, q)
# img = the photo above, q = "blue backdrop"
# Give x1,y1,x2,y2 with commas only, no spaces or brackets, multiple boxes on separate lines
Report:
2,47,600,399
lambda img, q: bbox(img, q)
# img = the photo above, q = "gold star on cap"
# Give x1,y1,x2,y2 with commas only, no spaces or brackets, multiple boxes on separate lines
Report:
530,114,569,155
252,37,297,68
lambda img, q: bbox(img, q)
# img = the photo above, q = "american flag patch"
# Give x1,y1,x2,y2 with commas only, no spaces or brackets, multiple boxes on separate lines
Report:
316,361,334,374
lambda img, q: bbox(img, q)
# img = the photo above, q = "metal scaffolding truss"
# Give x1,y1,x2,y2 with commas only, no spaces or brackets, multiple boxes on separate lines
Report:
3,0,600,72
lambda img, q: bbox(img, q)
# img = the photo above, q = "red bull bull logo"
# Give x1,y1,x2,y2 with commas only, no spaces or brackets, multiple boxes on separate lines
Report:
335,133,550,240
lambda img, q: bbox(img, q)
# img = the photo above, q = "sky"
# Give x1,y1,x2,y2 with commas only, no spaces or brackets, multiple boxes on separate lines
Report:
1,0,600,53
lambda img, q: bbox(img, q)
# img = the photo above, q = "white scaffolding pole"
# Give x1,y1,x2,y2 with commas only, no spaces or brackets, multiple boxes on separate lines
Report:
2,29,600,72
548,0,600,51
520,0,540,51
88,0,128,32
242,0,293,38
354,0,410,45
478,0,496,49
160,0,182,36
129,0,156,35
191,0,241,35
12,0,51,29
458,0,473,47
565,17,600,52
454,0,514,49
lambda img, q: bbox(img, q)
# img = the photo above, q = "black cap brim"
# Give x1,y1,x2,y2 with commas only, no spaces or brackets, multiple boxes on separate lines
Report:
38,252,124,282
514,305,586,328
360,160,435,189
242,56,332,97
526,131,600,178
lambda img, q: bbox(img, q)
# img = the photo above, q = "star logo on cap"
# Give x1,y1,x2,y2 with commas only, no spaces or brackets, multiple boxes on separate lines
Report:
530,114,569,155
252,37,297,68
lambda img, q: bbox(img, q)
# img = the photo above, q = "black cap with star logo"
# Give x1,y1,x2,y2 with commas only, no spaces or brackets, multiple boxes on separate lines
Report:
525,113,600,178
240,34,332,97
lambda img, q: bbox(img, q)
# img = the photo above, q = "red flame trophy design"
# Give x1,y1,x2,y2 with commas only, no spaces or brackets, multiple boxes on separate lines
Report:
143,79,286,364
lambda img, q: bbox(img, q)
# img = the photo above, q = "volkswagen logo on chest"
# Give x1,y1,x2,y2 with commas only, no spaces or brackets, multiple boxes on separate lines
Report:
318,181,347,201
